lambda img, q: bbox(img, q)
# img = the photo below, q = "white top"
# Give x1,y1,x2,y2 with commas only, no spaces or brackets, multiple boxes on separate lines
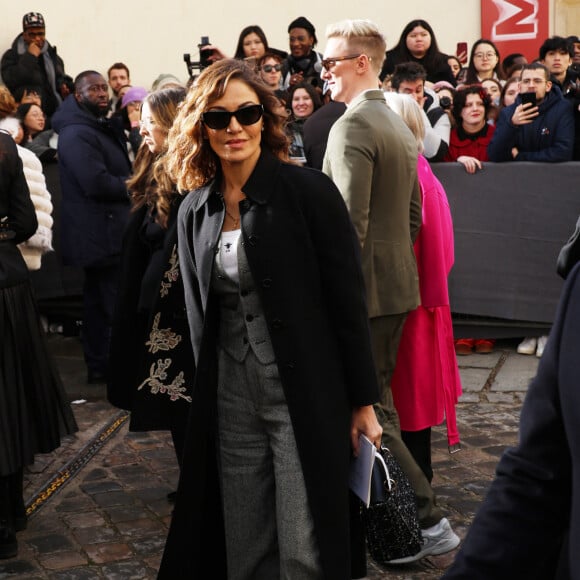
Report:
216,229,241,283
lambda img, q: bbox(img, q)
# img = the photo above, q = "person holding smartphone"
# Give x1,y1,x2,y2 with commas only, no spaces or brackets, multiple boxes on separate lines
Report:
488,62,574,162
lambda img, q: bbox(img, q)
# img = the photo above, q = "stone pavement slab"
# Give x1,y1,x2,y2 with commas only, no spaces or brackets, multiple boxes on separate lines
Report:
0,335,540,578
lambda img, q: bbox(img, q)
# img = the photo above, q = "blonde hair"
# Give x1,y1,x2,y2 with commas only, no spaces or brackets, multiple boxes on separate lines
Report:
166,59,289,192
383,92,425,154
325,19,386,75
127,87,186,228
0,86,17,119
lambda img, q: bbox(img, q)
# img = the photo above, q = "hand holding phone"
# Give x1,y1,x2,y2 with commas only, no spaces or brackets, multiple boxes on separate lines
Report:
520,92,537,107
456,42,468,64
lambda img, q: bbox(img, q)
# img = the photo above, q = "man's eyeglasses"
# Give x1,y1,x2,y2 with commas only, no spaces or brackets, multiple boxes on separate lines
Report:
262,64,282,73
321,54,365,71
202,104,264,130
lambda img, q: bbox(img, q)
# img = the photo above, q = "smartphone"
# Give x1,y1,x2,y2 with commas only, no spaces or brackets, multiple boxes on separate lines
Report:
456,42,468,64
521,92,537,107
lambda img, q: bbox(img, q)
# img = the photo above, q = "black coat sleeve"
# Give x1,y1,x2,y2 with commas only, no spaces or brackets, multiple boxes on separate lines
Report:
442,265,580,579
0,133,37,244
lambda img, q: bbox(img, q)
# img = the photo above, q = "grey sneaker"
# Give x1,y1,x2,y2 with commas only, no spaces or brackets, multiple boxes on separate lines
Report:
387,517,460,564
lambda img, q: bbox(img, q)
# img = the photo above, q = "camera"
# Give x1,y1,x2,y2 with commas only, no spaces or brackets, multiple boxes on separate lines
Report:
184,36,214,79
439,96,452,110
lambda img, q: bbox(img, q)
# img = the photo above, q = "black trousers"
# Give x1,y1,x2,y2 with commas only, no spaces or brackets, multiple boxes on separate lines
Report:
82,264,120,375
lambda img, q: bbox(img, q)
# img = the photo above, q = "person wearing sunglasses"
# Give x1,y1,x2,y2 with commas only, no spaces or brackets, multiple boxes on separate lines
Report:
258,52,283,90
157,58,382,580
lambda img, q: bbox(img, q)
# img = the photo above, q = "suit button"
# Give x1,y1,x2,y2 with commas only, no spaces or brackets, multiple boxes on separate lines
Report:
285,361,296,370
241,289,249,297
246,314,254,322
272,319,283,329
248,234,259,246
262,278,272,288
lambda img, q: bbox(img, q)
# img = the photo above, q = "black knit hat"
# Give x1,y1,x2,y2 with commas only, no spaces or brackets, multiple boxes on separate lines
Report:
288,16,317,45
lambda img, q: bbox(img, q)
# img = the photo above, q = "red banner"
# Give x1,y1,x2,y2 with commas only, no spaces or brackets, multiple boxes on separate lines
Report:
481,0,550,64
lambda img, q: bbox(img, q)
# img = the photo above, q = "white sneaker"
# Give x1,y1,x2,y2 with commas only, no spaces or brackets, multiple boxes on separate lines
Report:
517,337,537,355
536,335,548,358
387,518,460,564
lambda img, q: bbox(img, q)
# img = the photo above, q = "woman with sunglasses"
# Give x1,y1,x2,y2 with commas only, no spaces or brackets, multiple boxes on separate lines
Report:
157,59,382,580
258,52,283,90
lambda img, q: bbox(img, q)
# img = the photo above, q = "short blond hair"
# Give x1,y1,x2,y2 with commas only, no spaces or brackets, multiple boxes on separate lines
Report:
325,19,386,75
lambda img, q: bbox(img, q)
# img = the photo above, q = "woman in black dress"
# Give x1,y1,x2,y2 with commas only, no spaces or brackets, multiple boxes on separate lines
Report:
0,124,77,559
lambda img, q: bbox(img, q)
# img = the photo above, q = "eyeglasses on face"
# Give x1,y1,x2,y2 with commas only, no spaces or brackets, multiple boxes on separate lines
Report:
474,52,497,60
321,54,365,71
202,104,264,130
262,64,282,73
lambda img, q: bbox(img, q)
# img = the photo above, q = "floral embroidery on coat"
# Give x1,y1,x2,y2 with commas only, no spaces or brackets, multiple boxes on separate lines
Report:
146,312,182,353
141,312,191,402
159,245,179,298
137,358,192,402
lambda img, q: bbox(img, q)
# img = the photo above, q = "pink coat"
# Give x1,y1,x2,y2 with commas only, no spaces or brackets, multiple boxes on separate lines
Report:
391,155,462,446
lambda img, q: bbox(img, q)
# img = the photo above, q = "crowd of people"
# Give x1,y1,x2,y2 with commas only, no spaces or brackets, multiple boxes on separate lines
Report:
0,9,579,579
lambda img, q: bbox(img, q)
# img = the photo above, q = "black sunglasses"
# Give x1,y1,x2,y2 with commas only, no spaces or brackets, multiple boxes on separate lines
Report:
202,104,264,130
262,64,282,73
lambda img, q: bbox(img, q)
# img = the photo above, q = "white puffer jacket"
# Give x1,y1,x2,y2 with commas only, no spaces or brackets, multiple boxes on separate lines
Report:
17,145,54,270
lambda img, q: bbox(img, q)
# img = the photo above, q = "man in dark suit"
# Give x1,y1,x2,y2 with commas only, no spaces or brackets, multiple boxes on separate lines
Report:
322,18,459,565
52,71,131,383
302,99,345,169
443,264,580,578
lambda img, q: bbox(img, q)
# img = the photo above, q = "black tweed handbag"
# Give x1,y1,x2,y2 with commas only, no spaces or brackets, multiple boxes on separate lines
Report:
361,446,422,564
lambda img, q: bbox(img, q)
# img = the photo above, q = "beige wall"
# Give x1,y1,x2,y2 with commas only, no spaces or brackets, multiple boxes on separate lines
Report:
0,2,482,89
555,0,580,37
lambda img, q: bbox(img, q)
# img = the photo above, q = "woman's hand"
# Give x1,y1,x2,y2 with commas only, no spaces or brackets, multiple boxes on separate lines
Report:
457,155,482,174
351,405,382,456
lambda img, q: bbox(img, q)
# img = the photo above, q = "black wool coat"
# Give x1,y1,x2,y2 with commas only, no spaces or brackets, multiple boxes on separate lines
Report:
107,200,192,432
157,150,379,579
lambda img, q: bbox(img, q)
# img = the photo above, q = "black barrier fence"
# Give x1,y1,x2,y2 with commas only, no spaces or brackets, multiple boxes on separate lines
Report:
432,161,580,337
31,160,580,338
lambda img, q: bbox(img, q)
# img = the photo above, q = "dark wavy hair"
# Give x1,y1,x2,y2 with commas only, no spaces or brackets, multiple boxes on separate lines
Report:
465,39,504,84
452,84,492,127
126,87,186,228
166,59,289,192
234,25,269,59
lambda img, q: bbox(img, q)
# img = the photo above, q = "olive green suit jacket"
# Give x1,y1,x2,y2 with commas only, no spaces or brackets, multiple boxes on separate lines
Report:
323,89,421,318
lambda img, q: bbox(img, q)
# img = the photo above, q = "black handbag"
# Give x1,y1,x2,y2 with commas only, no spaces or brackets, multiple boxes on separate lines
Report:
556,215,580,280
361,446,422,564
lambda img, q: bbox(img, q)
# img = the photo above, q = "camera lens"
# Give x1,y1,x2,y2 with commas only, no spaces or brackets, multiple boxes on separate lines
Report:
439,96,452,110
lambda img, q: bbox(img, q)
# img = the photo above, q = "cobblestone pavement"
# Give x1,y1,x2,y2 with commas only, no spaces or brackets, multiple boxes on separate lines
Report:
0,335,539,579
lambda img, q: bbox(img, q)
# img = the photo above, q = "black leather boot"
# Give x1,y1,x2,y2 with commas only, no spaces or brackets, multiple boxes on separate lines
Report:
0,476,17,559
9,470,26,532
0,520,17,560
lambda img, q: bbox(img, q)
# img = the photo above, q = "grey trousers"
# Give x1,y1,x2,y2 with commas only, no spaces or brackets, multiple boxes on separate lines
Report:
216,347,323,580
370,314,443,529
